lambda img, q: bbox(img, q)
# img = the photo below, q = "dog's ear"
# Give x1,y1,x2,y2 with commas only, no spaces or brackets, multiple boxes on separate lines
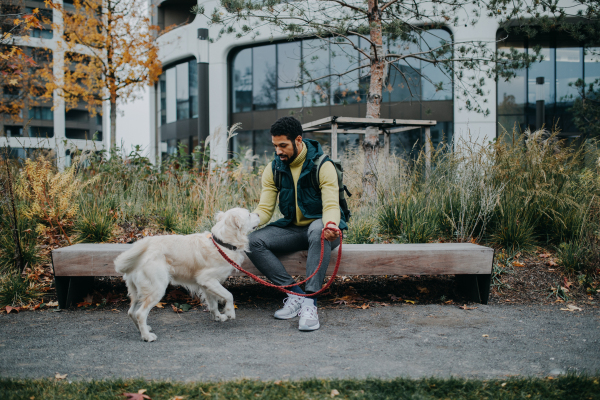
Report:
215,211,225,222
233,214,243,229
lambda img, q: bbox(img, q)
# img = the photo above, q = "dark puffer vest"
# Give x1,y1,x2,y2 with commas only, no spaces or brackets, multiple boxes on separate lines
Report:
270,139,348,230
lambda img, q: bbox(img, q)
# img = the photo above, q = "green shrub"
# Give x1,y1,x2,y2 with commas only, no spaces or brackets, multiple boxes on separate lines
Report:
0,274,41,307
344,212,376,244
377,202,403,237
556,240,591,274
173,215,198,235
400,195,440,243
0,215,42,274
490,192,537,252
75,203,117,243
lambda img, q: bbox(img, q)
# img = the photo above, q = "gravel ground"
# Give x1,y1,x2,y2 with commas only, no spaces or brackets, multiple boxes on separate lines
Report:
1,304,598,381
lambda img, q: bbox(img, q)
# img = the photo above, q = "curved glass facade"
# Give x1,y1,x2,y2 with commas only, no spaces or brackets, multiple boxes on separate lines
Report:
230,30,454,160
497,32,599,137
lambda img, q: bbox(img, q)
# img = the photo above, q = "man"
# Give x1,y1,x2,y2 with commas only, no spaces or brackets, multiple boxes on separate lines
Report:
246,116,347,331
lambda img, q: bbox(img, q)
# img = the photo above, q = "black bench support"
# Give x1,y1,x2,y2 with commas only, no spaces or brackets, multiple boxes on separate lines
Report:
456,274,491,304
54,276,94,309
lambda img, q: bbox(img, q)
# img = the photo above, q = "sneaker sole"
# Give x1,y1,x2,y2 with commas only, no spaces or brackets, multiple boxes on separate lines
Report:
298,322,320,331
274,311,300,320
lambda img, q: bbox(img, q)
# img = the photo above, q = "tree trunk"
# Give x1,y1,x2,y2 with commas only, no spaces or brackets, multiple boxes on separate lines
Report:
110,99,117,149
362,0,386,202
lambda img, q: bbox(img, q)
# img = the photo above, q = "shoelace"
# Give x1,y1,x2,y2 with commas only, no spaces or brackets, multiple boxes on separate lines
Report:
300,305,318,320
282,296,302,310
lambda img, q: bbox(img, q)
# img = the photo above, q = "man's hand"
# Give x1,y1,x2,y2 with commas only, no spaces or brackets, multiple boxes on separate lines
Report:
323,222,340,241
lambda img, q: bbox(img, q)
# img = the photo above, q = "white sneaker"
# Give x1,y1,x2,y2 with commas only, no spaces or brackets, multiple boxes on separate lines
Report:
298,302,320,331
274,295,303,319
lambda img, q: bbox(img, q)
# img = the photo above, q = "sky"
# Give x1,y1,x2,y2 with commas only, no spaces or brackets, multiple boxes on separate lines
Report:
115,88,151,157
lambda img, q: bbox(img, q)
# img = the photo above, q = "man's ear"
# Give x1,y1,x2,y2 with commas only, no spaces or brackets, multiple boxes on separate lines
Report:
215,211,225,222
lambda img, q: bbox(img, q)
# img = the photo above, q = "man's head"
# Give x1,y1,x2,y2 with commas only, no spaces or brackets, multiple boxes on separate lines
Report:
271,116,303,165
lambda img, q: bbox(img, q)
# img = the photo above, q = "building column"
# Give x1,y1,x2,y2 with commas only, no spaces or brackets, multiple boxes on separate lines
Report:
451,16,500,147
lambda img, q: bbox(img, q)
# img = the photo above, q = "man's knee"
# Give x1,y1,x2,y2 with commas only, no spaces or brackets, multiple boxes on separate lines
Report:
248,230,266,251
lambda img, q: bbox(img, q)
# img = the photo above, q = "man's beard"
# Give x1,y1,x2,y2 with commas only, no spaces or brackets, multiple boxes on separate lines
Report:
280,141,299,165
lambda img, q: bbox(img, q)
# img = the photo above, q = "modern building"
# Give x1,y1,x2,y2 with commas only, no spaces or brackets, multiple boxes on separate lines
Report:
150,0,597,165
0,0,107,168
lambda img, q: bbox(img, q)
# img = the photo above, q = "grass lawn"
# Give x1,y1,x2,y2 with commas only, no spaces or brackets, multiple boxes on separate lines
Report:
1,376,599,399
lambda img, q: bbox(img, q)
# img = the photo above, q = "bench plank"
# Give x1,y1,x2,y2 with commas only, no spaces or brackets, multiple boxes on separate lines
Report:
52,243,494,277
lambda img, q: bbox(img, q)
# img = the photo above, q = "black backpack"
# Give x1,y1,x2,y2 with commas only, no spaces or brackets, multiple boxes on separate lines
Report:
273,154,352,222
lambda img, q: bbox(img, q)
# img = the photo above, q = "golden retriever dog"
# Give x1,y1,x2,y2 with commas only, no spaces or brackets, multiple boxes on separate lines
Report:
114,208,260,342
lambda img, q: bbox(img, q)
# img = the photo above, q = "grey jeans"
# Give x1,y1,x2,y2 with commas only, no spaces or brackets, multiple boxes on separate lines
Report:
246,219,340,293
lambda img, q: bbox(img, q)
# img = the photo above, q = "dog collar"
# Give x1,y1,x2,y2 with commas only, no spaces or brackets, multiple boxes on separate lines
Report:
211,234,238,251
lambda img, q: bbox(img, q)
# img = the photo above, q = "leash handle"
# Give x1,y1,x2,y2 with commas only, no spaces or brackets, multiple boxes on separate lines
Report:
212,224,343,297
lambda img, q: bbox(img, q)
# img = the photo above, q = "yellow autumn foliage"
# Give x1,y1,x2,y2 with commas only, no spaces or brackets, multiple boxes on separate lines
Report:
17,157,96,240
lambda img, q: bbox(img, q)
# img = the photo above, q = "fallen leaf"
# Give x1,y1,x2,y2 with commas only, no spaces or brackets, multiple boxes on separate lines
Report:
560,304,582,312
5,306,20,314
482,334,489,337
273,380,281,385
155,302,165,309
560,286,569,293
234,304,238,309
122,389,151,400
331,389,340,398
179,304,192,312
77,301,92,308
417,286,429,294
360,304,369,309
459,304,478,310
404,299,416,304
444,300,454,304
539,253,551,258
171,304,182,313
513,261,525,267
501,382,507,387
547,260,558,267
55,373,67,381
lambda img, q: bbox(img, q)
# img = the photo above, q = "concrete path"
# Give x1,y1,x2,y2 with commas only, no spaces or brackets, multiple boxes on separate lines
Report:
1,304,598,381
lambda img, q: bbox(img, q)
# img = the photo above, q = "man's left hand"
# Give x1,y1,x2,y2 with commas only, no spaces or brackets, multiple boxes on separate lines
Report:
323,223,340,241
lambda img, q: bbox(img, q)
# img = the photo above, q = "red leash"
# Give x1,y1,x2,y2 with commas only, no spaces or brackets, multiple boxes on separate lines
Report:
211,222,343,297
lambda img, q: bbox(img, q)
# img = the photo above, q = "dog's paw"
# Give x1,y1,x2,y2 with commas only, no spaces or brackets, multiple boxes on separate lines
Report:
214,313,228,322
142,332,157,342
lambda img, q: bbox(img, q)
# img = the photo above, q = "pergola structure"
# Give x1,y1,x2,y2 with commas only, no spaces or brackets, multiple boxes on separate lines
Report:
302,116,437,165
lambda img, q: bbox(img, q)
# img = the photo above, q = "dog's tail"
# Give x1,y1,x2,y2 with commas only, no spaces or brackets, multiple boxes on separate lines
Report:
114,238,151,274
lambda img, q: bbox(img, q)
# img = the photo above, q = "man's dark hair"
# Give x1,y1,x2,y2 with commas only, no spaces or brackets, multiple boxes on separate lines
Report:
270,116,303,142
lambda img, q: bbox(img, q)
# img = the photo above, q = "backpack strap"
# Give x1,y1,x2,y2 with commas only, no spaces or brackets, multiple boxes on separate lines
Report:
310,154,329,191
272,162,282,191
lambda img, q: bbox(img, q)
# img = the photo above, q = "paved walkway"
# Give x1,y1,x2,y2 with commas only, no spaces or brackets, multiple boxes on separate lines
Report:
1,304,598,381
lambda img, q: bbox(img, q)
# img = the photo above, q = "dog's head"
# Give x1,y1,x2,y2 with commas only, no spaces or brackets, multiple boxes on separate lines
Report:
212,208,260,250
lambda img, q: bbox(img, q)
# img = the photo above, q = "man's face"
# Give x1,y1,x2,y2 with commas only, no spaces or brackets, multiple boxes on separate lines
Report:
272,135,303,164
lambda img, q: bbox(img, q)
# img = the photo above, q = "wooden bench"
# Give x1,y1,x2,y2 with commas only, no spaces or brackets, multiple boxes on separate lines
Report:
52,243,495,308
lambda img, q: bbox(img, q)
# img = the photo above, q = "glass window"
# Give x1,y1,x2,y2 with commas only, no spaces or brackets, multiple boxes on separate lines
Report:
497,40,527,134
421,30,452,101
556,46,583,103
232,130,253,156
358,36,371,102
277,42,302,87
232,48,252,113
4,126,24,137
65,128,90,139
176,62,189,120
189,60,198,118
330,36,360,105
277,42,303,109
528,43,555,105
65,109,89,122
253,45,277,110
29,106,53,120
387,35,421,102
159,74,166,125
28,126,54,138
302,39,330,107
584,47,600,86
166,67,176,123
253,130,275,161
